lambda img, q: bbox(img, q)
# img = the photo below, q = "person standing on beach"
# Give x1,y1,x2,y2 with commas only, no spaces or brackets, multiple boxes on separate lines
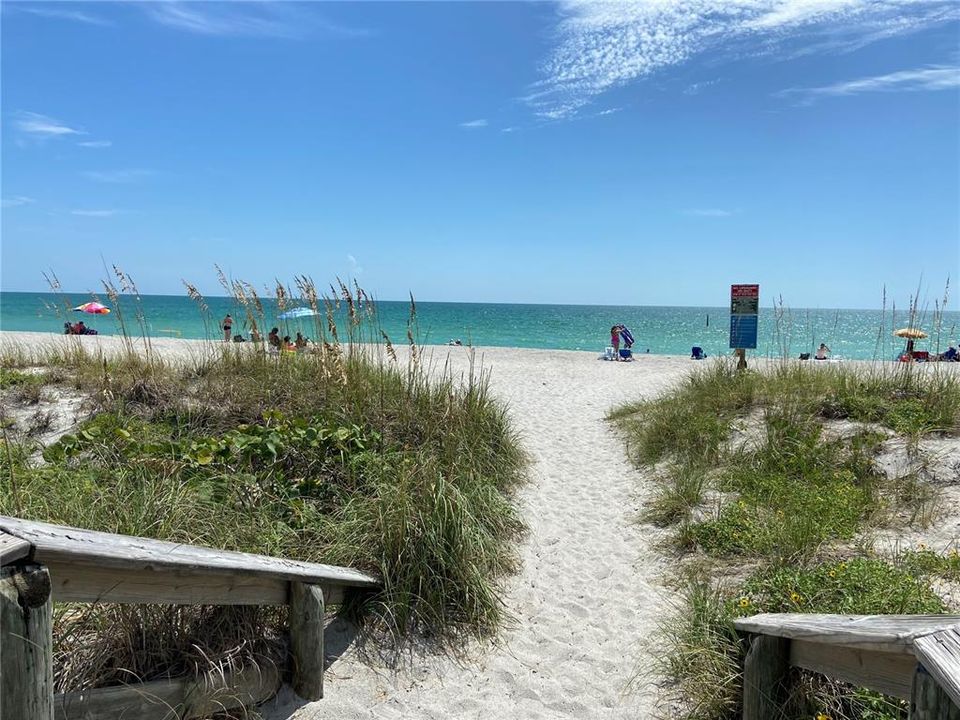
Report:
221,314,233,342
610,325,620,360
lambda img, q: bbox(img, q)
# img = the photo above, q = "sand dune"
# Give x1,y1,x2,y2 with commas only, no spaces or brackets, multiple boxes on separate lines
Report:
1,332,696,718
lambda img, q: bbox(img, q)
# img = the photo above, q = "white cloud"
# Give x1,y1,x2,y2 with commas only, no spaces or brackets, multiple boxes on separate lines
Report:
144,2,369,39
460,119,489,128
14,6,113,26
15,111,83,138
1,196,36,208
778,64,960,103
71,209,120,218
530,0,960,119
684,208,735,217
83,169,153,183
596,107,621,116
78,140,112,148
685,79,720,95
347,254,363,275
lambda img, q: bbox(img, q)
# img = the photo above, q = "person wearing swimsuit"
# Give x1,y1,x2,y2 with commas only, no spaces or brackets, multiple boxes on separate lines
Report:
222,314,233,342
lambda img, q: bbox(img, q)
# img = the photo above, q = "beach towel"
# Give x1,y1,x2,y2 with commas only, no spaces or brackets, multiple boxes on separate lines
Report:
619,327,635,347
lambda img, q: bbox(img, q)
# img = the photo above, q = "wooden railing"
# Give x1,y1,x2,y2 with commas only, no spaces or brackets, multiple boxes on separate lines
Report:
0,516,379,720
734,613,960,719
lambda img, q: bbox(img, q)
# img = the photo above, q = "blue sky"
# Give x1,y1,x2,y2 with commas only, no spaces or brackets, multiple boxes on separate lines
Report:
2,0,958,309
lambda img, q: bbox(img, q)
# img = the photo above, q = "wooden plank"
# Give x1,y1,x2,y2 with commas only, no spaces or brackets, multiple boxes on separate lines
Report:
734,614,960,654
914,627,960,709
1,565,54,720
791,639,917,700
55,664,281,720
742,634,790,720
46,560,289,606
0,516,378,591
290,582,325,701
909,663,960,720
0,529,31,565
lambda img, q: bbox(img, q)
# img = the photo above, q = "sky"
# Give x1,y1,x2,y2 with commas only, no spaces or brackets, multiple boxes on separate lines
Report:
2,0,959,310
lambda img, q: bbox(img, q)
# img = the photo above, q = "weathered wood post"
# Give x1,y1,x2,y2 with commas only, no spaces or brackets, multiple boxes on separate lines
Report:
742,634,790,720
1,564,54,720
290,581,325,701
910,664,960,720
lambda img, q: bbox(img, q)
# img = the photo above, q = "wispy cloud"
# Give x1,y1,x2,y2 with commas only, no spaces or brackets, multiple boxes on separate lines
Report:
596,107,621,116
684,208,736,218
529,1,960,119
14,111,83,139
78,140,112,149
144,2,369,39
82,169,153,184
347,254,364,275
778,64,960,104
2,196,36,208
685,79,720,96
460,119,489,129
71,209,120,218
9,5,113,27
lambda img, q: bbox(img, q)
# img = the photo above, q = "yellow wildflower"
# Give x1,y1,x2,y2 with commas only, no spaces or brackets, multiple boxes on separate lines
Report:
739,597,751,609
949,548,959,559
917,542,928,551
828,570,836,578
790,591,802,604
816,714,832,720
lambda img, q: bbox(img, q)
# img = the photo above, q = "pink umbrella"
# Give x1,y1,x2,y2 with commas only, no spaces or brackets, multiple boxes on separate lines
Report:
73,302,111,315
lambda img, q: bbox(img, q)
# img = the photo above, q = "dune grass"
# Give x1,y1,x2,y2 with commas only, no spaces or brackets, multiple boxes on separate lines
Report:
611,359,960,720
0,279,527,695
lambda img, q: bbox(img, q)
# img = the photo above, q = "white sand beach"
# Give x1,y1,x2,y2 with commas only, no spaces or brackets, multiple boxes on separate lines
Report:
3,332,958,719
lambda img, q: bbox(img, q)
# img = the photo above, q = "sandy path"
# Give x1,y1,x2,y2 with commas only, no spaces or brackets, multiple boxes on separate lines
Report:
264,346,695,720
1,333,696,718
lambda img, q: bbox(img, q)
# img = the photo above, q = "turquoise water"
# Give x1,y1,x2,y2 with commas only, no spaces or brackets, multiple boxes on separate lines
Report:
1,291,956,360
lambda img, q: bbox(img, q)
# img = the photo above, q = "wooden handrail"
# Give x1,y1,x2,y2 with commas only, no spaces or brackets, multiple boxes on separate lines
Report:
734,613,960,719
0,518,381,720
0,516,378,606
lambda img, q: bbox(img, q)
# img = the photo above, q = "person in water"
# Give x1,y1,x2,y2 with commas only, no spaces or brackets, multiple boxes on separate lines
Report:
222,314,233,342
815,343,831,360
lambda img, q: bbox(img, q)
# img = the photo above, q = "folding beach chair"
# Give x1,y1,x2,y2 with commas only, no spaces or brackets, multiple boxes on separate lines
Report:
691,346,706,360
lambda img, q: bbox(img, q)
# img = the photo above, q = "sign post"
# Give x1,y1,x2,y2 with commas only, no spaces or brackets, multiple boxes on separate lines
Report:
730,284,759,369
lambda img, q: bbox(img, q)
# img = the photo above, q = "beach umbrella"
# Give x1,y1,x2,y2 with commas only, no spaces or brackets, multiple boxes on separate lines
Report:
278,307,317,320
894,327,927,357
73,302,110,314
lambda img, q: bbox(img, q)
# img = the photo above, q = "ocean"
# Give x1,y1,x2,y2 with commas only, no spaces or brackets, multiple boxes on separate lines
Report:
0,291,956,361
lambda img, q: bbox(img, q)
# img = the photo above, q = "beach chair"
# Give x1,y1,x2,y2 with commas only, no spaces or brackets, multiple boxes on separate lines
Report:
913,351,930,362
799,353,811,360
691,346,706,360
603,346,616,361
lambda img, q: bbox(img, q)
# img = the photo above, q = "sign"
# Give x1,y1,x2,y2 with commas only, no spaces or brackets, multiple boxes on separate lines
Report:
730,315,758,349
729,284,759,349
